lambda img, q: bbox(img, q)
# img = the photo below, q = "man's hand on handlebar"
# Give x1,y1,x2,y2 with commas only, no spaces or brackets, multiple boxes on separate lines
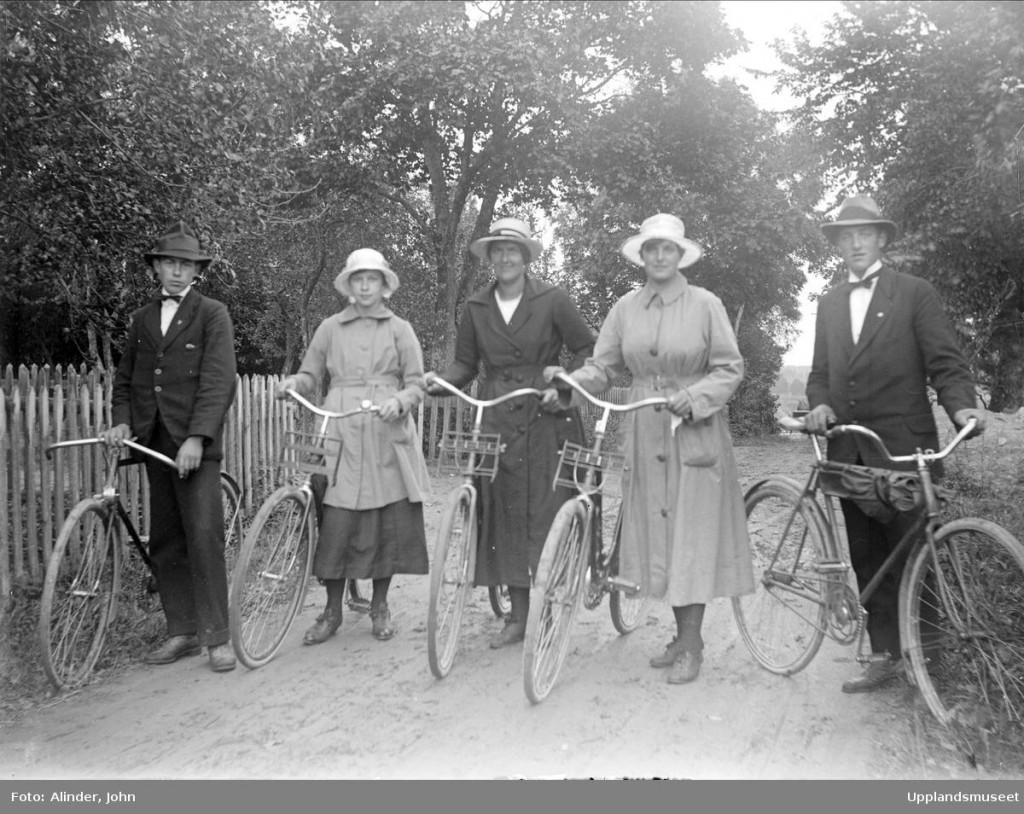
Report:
803,404,836,435
953,408,987,439
423,371,447,397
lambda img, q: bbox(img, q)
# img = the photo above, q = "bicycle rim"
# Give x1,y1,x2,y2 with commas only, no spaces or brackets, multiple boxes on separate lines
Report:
221,473,242,578
427,487,475,678
39,501,121,689
732,480,829,675
607,509,648,634
523,500,588,704
229,487,313,668
900,518,1024,729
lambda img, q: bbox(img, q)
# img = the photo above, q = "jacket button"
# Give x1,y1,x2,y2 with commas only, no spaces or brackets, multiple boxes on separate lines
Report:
154,368,162,375
516,374,523,382
650,348,658,356
848,380,856,388
660,508,668,517
656,454,666,462
154,386,162,393
514,350,522,358
157,352,163,359
848,399,856,407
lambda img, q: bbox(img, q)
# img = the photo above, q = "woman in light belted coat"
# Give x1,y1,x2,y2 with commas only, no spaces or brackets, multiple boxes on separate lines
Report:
426,218,595,648
276,248,430,645
562,214,754,684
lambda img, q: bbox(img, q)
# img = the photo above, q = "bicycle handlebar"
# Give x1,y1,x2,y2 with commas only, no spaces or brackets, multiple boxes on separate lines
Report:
778,416,978,464
551,371,669,414
424,373,544,408
286,389,381,419
46,437,178,469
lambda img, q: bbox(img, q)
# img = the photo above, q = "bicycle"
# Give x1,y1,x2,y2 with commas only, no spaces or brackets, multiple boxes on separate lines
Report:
39,438,242,690
522,371,669,704
733,417,1024,727
228,389,380,669
423,373,544,679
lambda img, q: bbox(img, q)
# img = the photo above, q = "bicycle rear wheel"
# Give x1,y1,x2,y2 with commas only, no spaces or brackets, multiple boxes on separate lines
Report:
427,486,477,678
488,585,511,619
38,499,122,689
229,485,314,668
607,508,648,634
900,518,1024,728
523,499,589,704
732,478,830,675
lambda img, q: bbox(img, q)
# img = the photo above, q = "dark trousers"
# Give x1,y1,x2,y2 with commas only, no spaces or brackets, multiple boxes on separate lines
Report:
145,420,229,647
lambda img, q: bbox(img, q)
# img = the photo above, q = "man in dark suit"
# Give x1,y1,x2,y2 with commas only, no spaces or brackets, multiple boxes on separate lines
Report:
804,196,986,692
101,221,238,672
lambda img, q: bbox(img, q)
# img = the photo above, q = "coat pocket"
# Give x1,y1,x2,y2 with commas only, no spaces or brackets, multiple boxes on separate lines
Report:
678,417,719,467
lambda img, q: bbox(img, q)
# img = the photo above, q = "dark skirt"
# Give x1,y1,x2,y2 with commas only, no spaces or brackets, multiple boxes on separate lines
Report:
313,499,428,580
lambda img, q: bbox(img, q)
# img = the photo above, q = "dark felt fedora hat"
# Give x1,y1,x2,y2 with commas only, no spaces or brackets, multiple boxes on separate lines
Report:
821,196,899,244
144,221,212,264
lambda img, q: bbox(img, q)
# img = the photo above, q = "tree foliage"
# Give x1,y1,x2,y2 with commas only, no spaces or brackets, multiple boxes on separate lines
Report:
781,0,1024,410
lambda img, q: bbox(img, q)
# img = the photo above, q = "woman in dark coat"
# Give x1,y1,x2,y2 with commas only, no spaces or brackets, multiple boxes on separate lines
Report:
426,217,595,648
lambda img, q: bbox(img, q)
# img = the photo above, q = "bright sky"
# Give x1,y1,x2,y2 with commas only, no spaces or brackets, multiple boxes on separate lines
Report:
716,1,843,366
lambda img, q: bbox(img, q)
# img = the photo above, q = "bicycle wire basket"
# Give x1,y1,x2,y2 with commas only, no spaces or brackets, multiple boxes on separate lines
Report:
280,429,342,485
437,431,503,479
553,441,625,495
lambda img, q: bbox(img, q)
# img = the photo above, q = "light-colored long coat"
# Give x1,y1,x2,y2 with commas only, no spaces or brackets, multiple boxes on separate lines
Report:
293,303,430,510
572,275,754,606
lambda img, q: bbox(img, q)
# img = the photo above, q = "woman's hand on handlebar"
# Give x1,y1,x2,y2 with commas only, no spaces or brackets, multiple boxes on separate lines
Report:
378,397,403,422
423,371,447,397
666,389,694,421
275,376,298,400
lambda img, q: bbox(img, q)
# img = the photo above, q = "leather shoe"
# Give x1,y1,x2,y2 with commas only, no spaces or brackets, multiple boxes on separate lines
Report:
208,643,236,672
667,651,703,684
489,619,526,649
370,604,395,641
649,637,685,668
142,634,200,665
842,656,902,693
303,608,343,645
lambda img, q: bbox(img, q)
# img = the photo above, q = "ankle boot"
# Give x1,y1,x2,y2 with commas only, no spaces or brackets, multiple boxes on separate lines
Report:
490,586,528,648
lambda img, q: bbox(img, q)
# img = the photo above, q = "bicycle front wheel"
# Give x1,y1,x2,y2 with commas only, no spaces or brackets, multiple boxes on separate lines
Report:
732,478,830,675
38,500,122,690
523,499,589,704
427,486,477,679
900,518,1024,728
607,508,649,634
229,486,314,668
220,472,242,578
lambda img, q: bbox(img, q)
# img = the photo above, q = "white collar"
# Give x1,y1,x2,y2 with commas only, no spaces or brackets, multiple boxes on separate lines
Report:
847,260,883,285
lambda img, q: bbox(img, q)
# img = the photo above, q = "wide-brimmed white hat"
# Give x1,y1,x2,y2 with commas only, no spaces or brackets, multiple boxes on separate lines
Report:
620,213,703,269
469,217,543,264
334,248,400,298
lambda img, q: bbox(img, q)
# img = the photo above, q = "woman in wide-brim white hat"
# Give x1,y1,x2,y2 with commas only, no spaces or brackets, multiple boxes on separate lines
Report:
425,217,595,649
275,247,430,646
549,213,754,685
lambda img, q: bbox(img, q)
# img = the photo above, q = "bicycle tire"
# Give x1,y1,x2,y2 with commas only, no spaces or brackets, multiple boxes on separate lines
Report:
229,485,314,668
732,478,830,675
900,517,1024,727
523,499,589,704
488,585,511,619
38,499,122,690
220,472,242,578
427,486,477,679
607,509,649,634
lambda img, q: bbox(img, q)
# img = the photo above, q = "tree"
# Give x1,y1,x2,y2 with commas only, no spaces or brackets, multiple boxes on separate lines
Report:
781,0,1024,410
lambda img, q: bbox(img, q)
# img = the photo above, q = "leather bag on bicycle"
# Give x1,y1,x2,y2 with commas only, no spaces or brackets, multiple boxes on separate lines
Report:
817,461,950,523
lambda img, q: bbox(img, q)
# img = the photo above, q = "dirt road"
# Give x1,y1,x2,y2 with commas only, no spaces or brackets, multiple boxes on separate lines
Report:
2,438,917,779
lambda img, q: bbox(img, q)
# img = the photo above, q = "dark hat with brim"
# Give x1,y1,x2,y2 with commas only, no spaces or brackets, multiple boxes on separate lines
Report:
144,220,212,264
821,196,899,244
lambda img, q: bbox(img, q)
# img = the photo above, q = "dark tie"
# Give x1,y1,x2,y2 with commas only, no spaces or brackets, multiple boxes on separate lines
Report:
156,293,182,304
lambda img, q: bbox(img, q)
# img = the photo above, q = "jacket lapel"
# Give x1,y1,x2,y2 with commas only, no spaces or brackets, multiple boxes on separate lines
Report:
850,270,893,365
143,301,163,346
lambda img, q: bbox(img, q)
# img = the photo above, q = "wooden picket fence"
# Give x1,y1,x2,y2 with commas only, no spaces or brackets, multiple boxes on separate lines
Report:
2,363,622,597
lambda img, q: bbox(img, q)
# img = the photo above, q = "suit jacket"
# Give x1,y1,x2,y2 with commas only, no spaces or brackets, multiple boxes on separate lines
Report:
112,289,237,461
806,267,976,471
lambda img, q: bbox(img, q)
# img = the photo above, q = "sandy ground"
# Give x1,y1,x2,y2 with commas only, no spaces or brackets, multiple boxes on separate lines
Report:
1,437,916,779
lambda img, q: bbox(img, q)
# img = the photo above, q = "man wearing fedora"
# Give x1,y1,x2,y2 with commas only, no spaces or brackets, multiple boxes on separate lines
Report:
101,221,238,673
804,196,986,692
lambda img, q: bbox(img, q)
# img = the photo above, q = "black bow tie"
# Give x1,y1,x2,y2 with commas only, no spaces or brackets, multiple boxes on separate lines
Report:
157,293,183,304
847,274,877,291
